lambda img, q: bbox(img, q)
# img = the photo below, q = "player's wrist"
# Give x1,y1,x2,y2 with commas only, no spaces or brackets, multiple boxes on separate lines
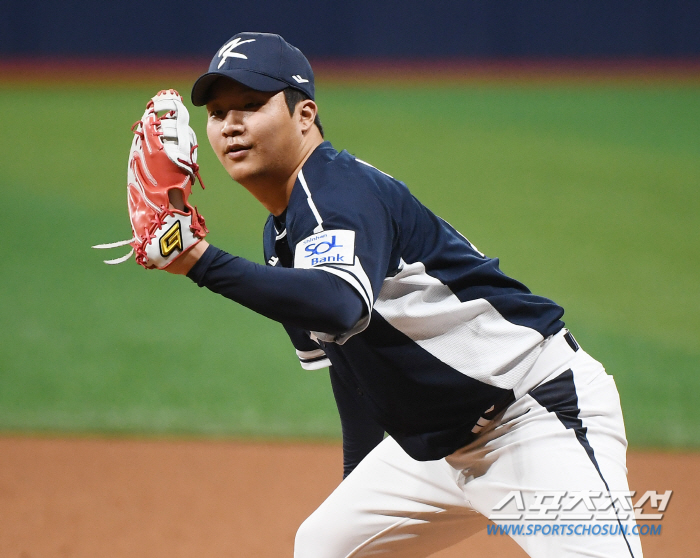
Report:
164,240,209,275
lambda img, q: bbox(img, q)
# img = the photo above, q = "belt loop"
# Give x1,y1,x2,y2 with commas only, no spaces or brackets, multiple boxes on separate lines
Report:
564,330,579,352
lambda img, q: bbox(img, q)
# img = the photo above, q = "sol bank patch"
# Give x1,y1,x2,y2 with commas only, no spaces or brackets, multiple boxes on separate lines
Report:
294,230,356,269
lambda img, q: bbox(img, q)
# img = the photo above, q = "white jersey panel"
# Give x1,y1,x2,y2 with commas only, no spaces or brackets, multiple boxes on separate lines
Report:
374,261,546,389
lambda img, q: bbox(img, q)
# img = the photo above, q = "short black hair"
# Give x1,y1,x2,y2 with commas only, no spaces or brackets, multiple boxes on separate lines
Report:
283,87,324,138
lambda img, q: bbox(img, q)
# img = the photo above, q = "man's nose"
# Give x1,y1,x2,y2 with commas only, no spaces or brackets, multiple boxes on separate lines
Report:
221,111,244,135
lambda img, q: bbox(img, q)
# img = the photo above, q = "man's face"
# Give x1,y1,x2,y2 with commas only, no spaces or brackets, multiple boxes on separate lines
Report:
205,78,302,187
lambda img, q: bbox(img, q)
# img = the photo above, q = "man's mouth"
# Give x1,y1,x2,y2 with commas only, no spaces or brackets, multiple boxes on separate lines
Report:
225,144,251,155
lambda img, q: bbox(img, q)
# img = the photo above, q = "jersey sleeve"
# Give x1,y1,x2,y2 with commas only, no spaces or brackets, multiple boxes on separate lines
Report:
265,214,332,370
288,164,397,344
283,324,331,370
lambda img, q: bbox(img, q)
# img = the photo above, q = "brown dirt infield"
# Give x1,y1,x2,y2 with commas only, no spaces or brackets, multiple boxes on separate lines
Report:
0,437,696,557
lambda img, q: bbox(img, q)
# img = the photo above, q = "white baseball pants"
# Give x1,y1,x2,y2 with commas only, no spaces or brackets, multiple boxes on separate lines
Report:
295,330,644,558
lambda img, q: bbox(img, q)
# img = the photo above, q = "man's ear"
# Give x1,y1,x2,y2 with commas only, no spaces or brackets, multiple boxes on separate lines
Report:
297,99,318,133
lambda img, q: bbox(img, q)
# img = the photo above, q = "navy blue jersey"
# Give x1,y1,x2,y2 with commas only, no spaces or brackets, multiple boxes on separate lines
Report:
262,141,565,461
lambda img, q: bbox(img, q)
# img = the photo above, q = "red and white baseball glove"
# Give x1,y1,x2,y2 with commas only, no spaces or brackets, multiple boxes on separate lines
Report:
93,89,208,269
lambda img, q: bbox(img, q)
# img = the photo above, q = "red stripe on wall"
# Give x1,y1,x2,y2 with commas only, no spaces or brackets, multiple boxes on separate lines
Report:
1,57,699,86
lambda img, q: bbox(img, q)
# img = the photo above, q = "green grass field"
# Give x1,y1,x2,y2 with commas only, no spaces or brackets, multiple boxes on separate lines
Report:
1,79,698,447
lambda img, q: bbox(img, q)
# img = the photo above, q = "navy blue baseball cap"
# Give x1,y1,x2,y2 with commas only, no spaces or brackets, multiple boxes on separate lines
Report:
191,32,315,106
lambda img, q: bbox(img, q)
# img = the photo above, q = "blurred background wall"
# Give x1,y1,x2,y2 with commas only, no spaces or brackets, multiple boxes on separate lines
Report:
1,0,699,60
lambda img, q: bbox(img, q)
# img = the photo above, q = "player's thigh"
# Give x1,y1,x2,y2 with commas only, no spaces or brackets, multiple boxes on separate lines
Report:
451,353,643,558
294,436,485,558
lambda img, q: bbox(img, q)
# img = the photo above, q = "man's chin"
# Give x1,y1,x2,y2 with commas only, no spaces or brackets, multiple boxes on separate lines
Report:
229,167,265,188
226,163,254,184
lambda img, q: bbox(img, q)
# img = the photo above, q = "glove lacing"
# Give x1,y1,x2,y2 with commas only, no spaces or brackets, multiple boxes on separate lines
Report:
93,113,206,266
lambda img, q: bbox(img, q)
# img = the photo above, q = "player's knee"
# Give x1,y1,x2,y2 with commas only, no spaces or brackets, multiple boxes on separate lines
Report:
295,513,322,557
294,511,339,558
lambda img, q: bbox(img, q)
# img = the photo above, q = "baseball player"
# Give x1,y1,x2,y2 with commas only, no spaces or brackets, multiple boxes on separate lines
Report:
160,32,643,557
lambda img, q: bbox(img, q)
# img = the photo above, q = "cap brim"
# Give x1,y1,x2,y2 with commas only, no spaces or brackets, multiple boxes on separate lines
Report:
191,70,289,106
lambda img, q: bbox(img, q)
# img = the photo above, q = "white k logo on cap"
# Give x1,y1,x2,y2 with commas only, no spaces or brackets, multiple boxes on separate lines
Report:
217,38,256,68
